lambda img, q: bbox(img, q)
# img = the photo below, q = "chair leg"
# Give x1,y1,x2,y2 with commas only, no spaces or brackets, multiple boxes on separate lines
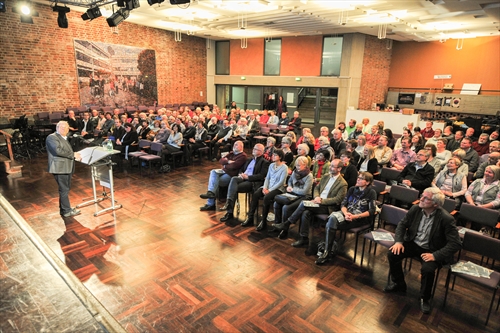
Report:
353,233,359,263
361,238,367,265
443,270,452,308
485,289,497,325
431,267,441,300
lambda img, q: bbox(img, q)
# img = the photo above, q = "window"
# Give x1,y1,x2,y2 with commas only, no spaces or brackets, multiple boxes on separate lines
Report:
216,41,230,75
264,39,281,76
321,37,343,76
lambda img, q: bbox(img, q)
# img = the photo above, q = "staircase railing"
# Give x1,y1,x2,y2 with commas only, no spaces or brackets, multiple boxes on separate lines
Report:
297,88,306,108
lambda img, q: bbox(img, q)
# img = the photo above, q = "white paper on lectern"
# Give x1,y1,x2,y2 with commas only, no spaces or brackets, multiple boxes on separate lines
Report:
78,147,119,165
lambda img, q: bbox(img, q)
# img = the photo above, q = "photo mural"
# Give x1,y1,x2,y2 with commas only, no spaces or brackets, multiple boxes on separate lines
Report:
73,39,158,108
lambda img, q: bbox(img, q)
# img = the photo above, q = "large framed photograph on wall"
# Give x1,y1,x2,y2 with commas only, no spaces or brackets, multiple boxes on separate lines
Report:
74,39,158,107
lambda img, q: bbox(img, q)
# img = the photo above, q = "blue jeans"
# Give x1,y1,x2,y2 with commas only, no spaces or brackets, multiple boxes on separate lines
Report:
206,169,231,206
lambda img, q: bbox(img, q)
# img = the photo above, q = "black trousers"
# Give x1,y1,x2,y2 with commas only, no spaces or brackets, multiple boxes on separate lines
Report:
53,173,72,215
387,241,441,301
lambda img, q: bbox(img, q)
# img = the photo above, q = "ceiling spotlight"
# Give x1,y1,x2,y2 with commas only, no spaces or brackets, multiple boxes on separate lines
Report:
147,0,164,5
117,0,140,10
82,6,102,21
0,1,6,13
106,8,129,27
53,5,70,28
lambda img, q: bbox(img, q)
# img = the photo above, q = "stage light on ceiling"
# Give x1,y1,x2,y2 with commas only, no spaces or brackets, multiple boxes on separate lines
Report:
147,0,164,5
82,6,102,21
20,3,30,15
106,8,130,27
118,0,140,10
53,5,70,28
0,1,6,13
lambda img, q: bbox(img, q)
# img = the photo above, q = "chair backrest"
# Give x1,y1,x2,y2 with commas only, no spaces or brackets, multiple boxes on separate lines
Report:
150,142,163,153
389,184,419,204
380,167,401,184
379,204,408,227
268,124,278,131
463,231,500,262
458,203,500,228
372,180,386,196
442,197,457,213
260,127,271,135
139,139,151,148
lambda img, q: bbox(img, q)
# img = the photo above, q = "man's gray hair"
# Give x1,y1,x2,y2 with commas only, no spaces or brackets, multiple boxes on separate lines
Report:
423,187,445,207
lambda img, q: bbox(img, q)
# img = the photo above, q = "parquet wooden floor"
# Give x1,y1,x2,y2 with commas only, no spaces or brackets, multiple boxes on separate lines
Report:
1,152,498,332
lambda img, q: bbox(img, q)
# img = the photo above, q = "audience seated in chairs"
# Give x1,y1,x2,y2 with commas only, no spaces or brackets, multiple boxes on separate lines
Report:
288,111,302,136
312,149,331,186
153,121,171,145
273,159,348,250
220,144,269,223
339,150,358,189
147,120,161,140
357,145,378,175
396,149,435,194
262,137,276,162
288,143,312,175
186,120,208,163
432,157,467,209
285,131,297,154
463,165,500,230
115,123,139,160
137,120,151,140
211,119,233,162
383,187,461,315
241,149,288,231
161,123,183,162
315,171,377,264
200,141,247,211
280,136,294,166
273,156,314,240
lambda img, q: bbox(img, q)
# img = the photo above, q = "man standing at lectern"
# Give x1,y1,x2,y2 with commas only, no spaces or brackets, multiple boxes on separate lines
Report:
46,121,82,218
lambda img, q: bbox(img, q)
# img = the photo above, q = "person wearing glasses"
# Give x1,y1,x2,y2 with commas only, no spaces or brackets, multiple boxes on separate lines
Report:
396,149,435,194
273,159,348,250
219,144,269,223
384,187,461,315
315,172,377,265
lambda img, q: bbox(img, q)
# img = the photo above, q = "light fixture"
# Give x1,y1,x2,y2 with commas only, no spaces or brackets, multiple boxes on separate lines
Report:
241,76,246,80
295,77,301,81
53,5,70,28
0,1,6,13
241,37,247,49
82,6,102,21
106,8,129,27
147,0,164,5
13,1,38,23
456,38,464,50
174,29,182,42
117,0,140,10
378,24,387,39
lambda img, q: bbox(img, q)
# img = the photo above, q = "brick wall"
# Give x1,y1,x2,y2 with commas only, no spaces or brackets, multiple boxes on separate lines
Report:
358,36,392,110
0,3,207,118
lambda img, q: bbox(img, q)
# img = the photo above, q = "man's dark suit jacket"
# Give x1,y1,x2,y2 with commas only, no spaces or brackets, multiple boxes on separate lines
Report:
397,162,435,193
46,132,74,174
239,156,270,191
394,205,461,263
78,119,95,138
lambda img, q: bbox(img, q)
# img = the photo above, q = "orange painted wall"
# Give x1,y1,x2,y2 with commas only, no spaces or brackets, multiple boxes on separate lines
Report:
230,39,264,75
389,36,500,91
281,36,323,76
229,35,323,76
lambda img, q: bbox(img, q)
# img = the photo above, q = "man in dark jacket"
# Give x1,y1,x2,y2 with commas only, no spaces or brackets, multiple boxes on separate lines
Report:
396,149,435,194
46,121,82,217
220,143,270,223
200,141,247,211
384,187,461,314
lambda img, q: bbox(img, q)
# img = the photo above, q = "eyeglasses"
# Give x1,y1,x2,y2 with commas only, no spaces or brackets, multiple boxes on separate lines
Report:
357,177,366,180
420,196,433,202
